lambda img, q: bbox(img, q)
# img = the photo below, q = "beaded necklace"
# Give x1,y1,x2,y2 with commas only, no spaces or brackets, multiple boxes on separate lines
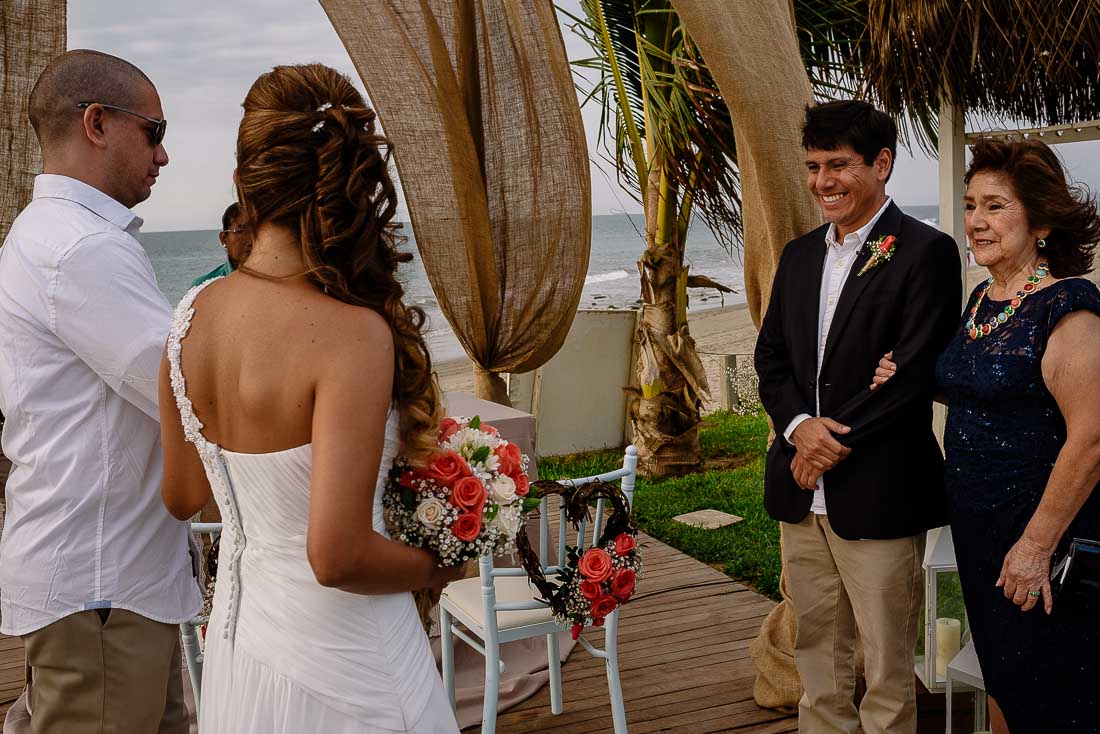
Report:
966,261,1049,340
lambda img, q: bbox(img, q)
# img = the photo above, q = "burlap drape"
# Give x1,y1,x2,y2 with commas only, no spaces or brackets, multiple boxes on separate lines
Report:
1,1,66,241
670,0,822,710
670,0,819,330
319,0,591,404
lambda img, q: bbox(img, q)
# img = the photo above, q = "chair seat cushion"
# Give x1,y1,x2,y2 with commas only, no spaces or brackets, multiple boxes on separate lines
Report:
441,574,558,631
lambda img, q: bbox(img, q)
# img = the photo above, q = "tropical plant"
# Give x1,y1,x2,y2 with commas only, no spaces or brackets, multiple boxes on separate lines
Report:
565,0,742,477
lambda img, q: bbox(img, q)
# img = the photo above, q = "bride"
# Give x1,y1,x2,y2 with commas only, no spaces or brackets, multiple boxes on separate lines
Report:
159,64,463,733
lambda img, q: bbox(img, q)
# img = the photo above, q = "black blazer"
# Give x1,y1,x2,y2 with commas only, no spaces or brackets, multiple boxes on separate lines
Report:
755,202,962,540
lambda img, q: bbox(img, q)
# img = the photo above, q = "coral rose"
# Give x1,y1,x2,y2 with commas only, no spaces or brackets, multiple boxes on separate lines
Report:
429,451,470,487
480,423,499,436
610,568,636,601
451,512,482,542
451,476,487,514
494,443,523,476
580,579,602,601
614,533,636,556
590,594,618,620
512,472,530,497
578,548,613,583
439,417,461,442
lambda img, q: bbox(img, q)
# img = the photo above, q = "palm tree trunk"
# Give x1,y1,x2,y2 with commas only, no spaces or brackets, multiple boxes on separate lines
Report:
630,150,709,477
1,1,65,242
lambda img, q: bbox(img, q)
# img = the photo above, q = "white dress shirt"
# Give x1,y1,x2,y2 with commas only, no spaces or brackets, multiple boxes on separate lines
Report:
0,174,201,635
784,197,892,515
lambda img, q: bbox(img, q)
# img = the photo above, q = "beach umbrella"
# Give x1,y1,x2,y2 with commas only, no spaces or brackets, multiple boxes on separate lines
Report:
318,0,591,406
0,1,66,242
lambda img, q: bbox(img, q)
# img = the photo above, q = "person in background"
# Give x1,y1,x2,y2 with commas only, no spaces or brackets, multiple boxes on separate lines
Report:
192,201,252,286
0,49,200,733
872,138,1100,734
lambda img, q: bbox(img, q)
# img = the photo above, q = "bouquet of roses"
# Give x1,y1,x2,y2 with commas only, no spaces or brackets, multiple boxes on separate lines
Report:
557,531,642,639
383,415,535,567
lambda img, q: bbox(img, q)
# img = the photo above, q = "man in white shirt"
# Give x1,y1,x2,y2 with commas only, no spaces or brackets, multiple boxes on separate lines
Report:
0,50,200,733
755,101,961,733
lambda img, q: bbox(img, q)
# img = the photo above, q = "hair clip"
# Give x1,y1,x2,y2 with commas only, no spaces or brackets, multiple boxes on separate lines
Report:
311,121,326,133
316,102,333,112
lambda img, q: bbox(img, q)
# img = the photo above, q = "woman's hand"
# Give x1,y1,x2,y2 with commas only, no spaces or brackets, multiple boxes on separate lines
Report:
427,562,468,598
996,535,1055,614
869,351,896,391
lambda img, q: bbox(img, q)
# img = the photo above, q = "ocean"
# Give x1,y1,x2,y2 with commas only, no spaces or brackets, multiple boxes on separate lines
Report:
140,206,939,362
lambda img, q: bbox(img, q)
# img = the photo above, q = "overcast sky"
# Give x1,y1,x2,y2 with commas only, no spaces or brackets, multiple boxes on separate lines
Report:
68,1,1100,232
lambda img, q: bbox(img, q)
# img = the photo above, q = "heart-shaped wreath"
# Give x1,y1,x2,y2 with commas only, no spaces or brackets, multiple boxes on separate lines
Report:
517,480,643,639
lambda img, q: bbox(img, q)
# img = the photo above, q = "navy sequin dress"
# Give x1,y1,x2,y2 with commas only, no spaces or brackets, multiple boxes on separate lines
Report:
936,277,1100,732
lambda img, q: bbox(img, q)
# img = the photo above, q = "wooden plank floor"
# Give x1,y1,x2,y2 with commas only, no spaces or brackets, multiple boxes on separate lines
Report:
0,532,795,733
478,531,798,734
0,633,23,713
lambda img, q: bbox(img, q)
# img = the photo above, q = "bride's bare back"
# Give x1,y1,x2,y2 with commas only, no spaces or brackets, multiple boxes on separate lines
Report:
179,272,390,454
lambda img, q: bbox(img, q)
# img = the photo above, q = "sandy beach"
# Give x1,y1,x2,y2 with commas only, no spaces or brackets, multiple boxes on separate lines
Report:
436,266,1100,410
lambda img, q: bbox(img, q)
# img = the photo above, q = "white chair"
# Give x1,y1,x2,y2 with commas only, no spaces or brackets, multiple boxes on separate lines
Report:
439,445,638,734
180,521,222,709
945,638,987,734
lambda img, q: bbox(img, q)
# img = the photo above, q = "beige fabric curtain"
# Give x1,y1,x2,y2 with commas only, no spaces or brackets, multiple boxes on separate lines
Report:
670,0,822,709
1,1,66,242
319,0,591,404
671,0,819,329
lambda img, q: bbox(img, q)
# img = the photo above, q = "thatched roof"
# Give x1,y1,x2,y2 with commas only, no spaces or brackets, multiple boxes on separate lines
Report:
861,0,1100,126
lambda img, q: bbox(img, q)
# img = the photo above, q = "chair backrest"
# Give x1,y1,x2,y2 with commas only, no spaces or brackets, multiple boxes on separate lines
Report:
191,522,222,595
477,445,638,629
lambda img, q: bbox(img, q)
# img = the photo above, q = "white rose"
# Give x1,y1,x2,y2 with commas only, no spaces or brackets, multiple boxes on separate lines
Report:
490,505,522,536
490,474,516,504
501,505,522,536
415,498,446,529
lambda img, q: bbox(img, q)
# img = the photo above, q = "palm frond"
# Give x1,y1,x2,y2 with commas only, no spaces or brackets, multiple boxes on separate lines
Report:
862,0,1100,129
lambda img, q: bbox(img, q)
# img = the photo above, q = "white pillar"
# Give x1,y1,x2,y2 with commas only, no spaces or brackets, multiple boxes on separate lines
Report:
937,100,967,300
935,100,967,449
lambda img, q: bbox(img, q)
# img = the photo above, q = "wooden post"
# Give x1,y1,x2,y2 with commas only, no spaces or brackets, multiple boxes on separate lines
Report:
719,354,738,411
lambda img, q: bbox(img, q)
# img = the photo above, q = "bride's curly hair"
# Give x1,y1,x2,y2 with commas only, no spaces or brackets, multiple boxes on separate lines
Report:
234,63,442,463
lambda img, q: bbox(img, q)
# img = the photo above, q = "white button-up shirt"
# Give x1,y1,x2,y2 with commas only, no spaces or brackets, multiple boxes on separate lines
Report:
0,174,201,635
784,197,892,515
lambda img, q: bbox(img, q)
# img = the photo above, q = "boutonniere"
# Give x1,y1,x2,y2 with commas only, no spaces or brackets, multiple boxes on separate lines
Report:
857,235,897,277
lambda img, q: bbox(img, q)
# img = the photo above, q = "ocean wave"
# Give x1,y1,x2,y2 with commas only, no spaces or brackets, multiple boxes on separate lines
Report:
584,269,632,285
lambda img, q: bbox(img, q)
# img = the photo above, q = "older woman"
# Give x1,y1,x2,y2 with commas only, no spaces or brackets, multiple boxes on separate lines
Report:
875,138,1100,732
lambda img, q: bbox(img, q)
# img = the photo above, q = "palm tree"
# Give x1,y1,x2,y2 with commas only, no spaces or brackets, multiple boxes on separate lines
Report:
565,0,742,477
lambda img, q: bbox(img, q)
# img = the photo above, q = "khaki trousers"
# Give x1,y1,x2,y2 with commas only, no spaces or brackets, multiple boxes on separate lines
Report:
783,514,924,734
23,608,188,734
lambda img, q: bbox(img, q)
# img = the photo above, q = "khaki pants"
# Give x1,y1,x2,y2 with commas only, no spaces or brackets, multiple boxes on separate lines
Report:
783,514,924,734
23,608,188,734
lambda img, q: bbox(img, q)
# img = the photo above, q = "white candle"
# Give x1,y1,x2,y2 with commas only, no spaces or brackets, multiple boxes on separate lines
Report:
935,617,962,678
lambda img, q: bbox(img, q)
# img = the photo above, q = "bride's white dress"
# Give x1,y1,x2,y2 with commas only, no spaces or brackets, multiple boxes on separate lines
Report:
168,279,459,733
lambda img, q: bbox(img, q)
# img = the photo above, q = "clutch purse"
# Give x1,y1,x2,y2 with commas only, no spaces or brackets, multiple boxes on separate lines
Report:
1049,537,1100,607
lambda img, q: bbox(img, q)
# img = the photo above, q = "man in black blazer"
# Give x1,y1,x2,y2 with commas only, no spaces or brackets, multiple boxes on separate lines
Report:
754,101,961,734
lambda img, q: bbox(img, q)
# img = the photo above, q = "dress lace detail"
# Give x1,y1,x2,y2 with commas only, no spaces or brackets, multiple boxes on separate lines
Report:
167,276,247,639
168,278,222,448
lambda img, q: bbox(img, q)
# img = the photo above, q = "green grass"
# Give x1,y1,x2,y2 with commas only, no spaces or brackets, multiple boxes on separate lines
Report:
538,410,783,600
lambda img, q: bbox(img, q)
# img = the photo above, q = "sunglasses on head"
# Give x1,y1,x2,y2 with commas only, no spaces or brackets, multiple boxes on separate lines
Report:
77,102,167,146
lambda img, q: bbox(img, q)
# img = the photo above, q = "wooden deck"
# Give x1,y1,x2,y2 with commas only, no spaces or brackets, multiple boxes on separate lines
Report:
478,531,797,734
0,530,975,732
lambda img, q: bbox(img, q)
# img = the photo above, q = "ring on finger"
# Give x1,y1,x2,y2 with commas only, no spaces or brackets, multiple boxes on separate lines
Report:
1027,590,1041,598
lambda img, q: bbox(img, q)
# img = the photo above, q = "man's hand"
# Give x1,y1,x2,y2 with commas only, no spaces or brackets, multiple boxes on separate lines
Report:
791,452,823,490
790,417,852,471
